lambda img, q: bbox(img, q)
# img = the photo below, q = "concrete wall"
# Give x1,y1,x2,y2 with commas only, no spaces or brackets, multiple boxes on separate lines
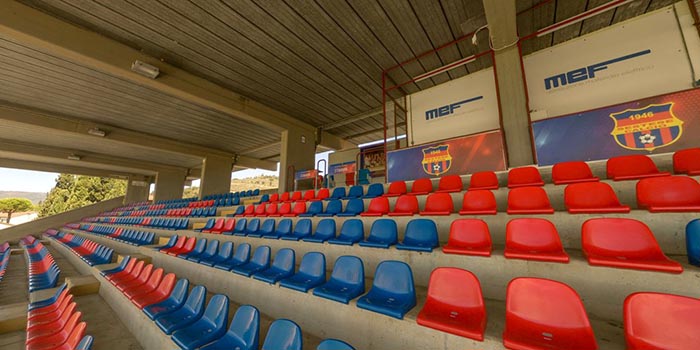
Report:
0,196,124,243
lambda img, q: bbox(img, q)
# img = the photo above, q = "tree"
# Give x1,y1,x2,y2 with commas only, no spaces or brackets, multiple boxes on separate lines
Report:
0,198,34,223
183,186,200,199
38,174,127,217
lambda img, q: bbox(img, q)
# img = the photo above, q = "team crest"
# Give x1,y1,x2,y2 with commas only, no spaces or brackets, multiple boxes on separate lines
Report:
609,103,683,152
421,145,452,176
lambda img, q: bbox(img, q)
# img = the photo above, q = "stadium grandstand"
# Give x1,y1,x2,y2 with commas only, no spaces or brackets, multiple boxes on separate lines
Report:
1,0,700,349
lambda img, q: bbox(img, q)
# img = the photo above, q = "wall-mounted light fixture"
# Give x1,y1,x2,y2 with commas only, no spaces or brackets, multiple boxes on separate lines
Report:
131,60,160,79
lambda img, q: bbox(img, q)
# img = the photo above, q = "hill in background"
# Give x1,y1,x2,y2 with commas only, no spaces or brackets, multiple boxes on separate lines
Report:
230,175,278,192
0,191,46,205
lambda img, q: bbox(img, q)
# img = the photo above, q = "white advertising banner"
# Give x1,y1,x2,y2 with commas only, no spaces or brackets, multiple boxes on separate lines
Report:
524,6,695,121
407,68,500,145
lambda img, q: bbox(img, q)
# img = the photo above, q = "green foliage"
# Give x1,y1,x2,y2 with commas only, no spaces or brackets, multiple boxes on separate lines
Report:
0,197,34,223
183,187,200,199
38,174,127,217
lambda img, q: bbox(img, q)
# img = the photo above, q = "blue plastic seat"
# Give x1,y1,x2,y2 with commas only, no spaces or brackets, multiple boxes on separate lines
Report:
231,218,247,236
256,219,276,238
232,246,271,277
143,279,190,320
317,199,343,217
76,335,94,350
172,294,229,350
155,285,207,335
359,219,398,249
261,319,302,350
327,220,364,246
28,283,67,310
253,248,295,284
239,218,260,237
265,219,292,239
313,256,365,304
153,236,177,251
203,241,233,268
200,305,260,350
317,339,355,350
357,261,416,319
396,219,439,252
328,187,346,201
303,219,336,243
213,243,250,271
230,206,245,217
298,201,322,217
687,219,700,266
190,240,219,263
197,219,216,232
365,183,384,198
100,257,131,276
337,198,364,217
344,185,364,199
281,219,312,241
280,252,326,293
179,238,207,260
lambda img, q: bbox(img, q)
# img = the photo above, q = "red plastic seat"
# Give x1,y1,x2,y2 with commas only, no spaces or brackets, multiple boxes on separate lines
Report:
468,171,499,190
117,264,154,292
26,305,76,341
265,203,279,216
132,273,177,309
624,292,700,349
241,205,255,217
202,218,224,233
272,202,290,217
361,197,390,217
302,190,315,201
286,201,306,217
508,166,545,188
387,195,419,216
212,218,235,234
107,260,143,284
607,154,670,181
290,191,302,202
345,172,355,186
582,218,682,273
160,236,186,255
383,181,407,197
673,148,700,175
417,268,486,341
167,237,196,256
408,178,433,195
124,268,164,299
503,277,597,350
268,193,279,203
564,182,630,213
26,312,83,350
637,176,700,212
459,190,497,215
442,219,492,256
254,204,266,216
505,218,569,263
436,175,463,193
552,161,599,185
420,193,454,215
314,188,329,201
280,192,290,202
507,187,554,214
27,299,75,330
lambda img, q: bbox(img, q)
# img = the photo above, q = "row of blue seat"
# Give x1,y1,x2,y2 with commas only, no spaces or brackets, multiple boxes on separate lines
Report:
0,244,10,284
83,226,155,246
20,236,60,293
50,231,114,266
88,217,189,230
203,189,261,200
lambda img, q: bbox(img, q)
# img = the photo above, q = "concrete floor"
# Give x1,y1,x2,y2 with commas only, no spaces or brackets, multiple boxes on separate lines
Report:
74,294,143,350
0,253,28,304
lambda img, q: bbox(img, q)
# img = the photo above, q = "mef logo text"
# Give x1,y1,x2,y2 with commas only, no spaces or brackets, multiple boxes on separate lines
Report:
544,49,651,91
425,96,483,120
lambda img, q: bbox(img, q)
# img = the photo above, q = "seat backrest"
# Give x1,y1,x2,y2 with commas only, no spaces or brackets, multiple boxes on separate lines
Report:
372,261,415,299
316,188,330,200
330,187,346,199
202,294,229,327
244,205,255,215
552,161,596,184
410,178,433,194
387,181,407,196
271,248,295,271
234,218,247,233
343,199,364,214
637,176,700,210
269,193,279,203
393,195,419,214
217,241,234,260
504,277,597,350
306,201,323,215
185,285,208,313
294,219,313,237
582,218,666,259
339,219,364,241
192,239,207,254
280,192,290,202
230,305,260,350
324,200,343,215
507,187,552,211
367,197,390,214
251,246,271,267
368,219,398,243
315,219,336,239
276,219,293,236
607,154,660,179
438,175,463,192
317,339,355,350
508,166,544,188
461,190,497,213
424,193,454,213
565,182,625,210
233,243,251,264
260,219,276,235
290,191,302,201
468,171,499,190
169,279,190,305
673,147,700,174
506,218,563,253
265,203,278,216
330,256,364,286
246,219,261,234
624,292,700,349
404,219,438,247
298,252,326,279
222,219,236,232
348,185,364,198
278,202,292,215
203,240,220,257
262,319,303,350
687,219,700,266
366,183,384,197
303,190,316,201
254,204,267,216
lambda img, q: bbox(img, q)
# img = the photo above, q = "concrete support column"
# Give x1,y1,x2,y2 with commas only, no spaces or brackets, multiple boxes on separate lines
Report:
153,169,186,201
124,175,150,204
483,0,535,167
279,128,316,193
198,154,233,199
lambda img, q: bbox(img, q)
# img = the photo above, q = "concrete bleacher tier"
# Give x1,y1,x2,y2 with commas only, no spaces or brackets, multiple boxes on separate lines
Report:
50,154,700,349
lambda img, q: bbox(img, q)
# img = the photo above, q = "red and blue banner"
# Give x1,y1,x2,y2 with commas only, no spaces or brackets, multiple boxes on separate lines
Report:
387,131,506,182
533,88,700,166
328,162,356,175
294,169,318,181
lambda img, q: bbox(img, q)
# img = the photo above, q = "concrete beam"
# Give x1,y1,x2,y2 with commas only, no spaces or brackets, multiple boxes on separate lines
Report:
0,158,134,179
154,169,186,201
0,1,351,150
235,155,278,171
199,154,233,199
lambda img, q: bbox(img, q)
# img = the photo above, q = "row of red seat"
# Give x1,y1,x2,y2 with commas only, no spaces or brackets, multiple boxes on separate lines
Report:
25,284,92,350
418,268,698,348
105,257,177,309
